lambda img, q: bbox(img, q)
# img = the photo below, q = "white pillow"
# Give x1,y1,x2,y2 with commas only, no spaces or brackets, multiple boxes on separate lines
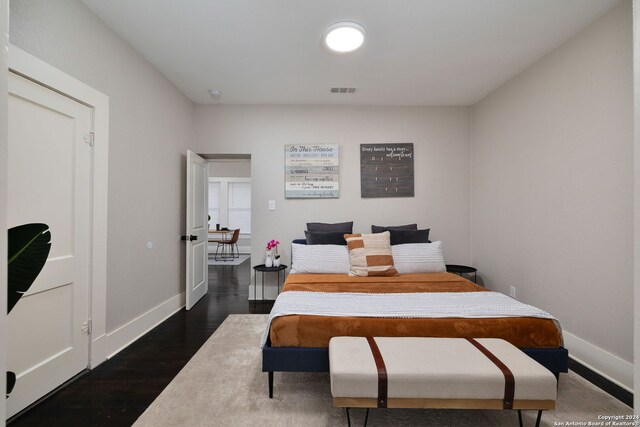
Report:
290,243,350,274
392,241,446,274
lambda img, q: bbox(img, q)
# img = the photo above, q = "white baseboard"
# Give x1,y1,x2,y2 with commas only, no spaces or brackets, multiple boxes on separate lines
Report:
563,330,633,392
90,292,185,368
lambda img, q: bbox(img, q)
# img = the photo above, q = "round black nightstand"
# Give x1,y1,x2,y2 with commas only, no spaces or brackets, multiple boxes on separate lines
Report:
253,264,287,301
446,264,478,284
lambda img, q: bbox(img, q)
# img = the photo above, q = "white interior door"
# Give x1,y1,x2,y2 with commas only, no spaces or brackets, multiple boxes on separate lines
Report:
186,151,209,309
7,72,92,417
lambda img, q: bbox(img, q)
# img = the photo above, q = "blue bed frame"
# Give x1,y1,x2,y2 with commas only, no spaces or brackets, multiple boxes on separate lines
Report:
262,240,569,397
262,339,568,398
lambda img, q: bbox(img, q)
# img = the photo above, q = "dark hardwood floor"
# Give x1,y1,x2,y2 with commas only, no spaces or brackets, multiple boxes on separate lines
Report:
8,259,273,427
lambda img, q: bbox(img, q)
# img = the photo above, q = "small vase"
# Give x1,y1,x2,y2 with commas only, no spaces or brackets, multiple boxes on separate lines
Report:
265,251,273,268
273,258,280,268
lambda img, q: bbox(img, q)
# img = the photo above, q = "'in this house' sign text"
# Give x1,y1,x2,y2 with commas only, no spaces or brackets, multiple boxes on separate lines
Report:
360,143,414,198
285,144,339,198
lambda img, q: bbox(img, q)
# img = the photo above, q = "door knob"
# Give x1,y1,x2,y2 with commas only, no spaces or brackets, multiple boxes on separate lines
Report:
181,235,198,241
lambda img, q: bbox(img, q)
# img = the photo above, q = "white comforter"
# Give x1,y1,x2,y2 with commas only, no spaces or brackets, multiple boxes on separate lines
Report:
260,291,559,347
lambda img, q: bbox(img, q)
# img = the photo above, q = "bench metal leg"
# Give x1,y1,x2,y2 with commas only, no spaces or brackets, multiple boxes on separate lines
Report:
345,408,369,427
535,410,543,427
518,410,543,427
268,372,273,398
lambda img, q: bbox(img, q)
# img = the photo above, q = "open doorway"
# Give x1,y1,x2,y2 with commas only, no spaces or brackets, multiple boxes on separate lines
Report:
204,155,252,266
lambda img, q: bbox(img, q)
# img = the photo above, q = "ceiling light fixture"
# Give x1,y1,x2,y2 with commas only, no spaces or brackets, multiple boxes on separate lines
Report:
323,22,366,53
209,89,223,98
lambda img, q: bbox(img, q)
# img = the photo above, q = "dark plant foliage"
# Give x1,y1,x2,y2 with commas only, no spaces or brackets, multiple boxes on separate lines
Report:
7,223,51,396
8,223,51,313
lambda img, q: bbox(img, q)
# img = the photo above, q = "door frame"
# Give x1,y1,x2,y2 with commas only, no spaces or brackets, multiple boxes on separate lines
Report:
8,44,109,369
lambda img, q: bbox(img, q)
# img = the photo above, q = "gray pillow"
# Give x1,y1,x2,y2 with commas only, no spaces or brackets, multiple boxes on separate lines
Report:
371,224,418,233
304,231,347,245
306,221,353,233
387,229,430,245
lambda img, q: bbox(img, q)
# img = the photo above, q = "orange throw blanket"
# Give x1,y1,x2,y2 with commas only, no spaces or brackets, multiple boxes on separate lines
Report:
269,273,562,349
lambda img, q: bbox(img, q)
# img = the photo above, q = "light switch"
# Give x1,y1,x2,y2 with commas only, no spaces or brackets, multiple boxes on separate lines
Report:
268,200,276,211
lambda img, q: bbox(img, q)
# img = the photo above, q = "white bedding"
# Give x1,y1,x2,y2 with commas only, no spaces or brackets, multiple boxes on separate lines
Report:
261,290,559,347
290,241,447,275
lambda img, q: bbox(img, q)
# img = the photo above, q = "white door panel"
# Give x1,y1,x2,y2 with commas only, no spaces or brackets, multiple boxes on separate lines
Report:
186,151,208,309
7,72,91,417
7,285,74,372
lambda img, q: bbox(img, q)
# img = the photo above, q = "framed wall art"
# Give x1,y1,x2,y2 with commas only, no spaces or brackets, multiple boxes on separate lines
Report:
285,144,339,198
360,143,414,198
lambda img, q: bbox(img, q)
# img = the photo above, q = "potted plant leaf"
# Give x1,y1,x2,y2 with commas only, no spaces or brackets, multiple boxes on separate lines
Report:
6,223,51,396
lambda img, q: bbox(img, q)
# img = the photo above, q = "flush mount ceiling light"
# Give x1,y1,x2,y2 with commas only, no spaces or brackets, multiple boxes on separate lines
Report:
323,22,366,53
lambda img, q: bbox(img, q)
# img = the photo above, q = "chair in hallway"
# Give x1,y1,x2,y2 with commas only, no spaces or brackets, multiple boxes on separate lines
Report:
214,229,240,261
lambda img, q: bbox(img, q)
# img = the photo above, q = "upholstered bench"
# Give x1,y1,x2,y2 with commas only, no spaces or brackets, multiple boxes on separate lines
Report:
329,337,557,427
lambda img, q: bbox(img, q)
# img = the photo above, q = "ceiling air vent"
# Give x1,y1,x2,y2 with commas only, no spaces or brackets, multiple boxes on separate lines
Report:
330,87,358,94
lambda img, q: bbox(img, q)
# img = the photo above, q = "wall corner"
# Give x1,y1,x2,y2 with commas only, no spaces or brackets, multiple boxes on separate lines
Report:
632,0,640,412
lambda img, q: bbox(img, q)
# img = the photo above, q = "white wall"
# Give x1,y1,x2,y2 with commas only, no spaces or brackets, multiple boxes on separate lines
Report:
472,1,633,389
9,0,195,332
633,0,640,412
209,159,251,178
1,0,8,422
195,105,472,296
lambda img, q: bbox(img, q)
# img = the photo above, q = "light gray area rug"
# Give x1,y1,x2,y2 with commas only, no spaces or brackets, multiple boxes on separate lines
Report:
134,315,632,427
208,254,250,266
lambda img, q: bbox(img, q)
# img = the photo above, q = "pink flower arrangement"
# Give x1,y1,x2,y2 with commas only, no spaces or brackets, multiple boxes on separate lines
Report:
266,239,280,251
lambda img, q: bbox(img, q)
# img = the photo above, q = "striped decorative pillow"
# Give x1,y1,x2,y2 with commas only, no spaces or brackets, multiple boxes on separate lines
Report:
344,231,399,277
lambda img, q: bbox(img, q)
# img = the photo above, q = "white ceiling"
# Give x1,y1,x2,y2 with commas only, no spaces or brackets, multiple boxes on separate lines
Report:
81,0,621,106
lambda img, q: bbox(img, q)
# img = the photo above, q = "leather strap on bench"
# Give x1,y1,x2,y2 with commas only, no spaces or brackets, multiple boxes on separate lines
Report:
467,338,515,410
366,337,388,408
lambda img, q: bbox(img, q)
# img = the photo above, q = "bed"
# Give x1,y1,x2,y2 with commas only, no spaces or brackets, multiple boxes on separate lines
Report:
261,238,568,397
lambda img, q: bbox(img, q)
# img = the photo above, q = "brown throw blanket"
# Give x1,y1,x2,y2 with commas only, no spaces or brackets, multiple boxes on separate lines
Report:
269,273,562,348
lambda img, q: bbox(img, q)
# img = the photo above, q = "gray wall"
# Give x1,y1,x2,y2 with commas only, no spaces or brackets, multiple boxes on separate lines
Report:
472,0,633,382
633,0,640,410
9,0,195,331
195,105,472,284
1,0,8,420
208,159,251,178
